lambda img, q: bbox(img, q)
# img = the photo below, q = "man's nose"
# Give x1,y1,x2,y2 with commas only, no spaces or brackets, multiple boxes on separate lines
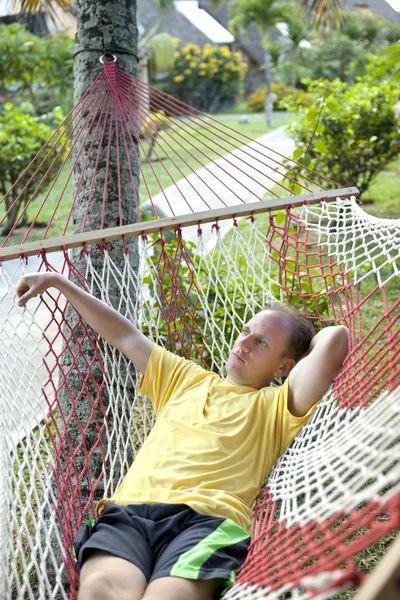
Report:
239,337,252,352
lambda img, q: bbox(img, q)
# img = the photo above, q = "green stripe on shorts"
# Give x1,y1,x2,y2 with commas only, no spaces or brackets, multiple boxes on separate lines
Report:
170,519,249,579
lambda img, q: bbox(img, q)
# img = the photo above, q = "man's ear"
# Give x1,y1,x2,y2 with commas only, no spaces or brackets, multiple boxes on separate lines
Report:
275,358,296,378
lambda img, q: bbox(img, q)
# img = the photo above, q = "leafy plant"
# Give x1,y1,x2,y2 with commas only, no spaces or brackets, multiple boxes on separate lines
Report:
247,83,312,112
0,102,70,235
0,23,74,114
158,40,247,112
285,77,398,196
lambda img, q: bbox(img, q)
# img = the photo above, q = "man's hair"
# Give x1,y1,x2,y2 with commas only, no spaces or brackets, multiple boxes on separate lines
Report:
262,302,315,363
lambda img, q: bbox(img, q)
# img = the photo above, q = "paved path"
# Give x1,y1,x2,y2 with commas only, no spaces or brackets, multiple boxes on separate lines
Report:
150,124,294,249
1,124,294,444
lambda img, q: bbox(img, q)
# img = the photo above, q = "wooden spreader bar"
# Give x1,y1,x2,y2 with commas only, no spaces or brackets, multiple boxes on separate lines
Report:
0,187,359,263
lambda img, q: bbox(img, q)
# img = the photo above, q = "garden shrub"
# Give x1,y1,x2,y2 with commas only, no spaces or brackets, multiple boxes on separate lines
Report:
285,77,398,196
0,102,70,235
247,83,312,112
157,40,247,112
0,23,74,114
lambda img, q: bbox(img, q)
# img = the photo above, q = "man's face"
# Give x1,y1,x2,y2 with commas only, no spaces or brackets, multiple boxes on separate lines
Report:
226,311,295,389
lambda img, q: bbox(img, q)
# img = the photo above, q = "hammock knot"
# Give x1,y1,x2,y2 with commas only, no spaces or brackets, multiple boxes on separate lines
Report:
232,218,238,228
211,222,220,232
286,204,295,213
38,248,51,268
141,233,149,242
197,225,203,237
174,227,183,242
100,241,109,255
80,244,90,260
20,252,28,265
320,195,328,202
303,199,310,206
121,237,129,255
246,214,255,224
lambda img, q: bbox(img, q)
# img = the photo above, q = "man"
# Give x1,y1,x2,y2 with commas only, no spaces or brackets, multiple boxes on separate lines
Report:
16,271,349,600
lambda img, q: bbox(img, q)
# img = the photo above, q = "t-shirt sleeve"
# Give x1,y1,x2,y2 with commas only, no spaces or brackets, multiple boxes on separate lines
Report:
276,377,319,459
138,344,207,415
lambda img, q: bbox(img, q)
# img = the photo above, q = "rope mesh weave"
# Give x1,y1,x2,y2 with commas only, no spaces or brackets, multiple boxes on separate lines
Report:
0,61,398,600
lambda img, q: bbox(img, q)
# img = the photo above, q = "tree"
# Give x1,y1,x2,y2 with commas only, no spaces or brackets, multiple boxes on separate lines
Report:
229,0,293,127
275,5,311,89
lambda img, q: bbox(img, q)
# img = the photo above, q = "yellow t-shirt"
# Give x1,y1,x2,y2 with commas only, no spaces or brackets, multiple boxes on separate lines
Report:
98,344,317,533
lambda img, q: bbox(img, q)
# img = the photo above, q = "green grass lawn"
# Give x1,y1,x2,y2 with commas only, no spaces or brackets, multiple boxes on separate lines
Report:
209,100,249,115
357,157,400,220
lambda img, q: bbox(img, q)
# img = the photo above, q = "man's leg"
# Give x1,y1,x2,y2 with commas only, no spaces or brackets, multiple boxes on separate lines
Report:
143,576,224,600
78,550,147,600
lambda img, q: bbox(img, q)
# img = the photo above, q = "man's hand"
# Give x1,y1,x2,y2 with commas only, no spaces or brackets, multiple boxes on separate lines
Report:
16,272,57,307
287,326,349,417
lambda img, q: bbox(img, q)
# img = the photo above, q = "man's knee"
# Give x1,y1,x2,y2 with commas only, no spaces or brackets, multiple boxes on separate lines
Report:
78,551,147,600
79,571,125,600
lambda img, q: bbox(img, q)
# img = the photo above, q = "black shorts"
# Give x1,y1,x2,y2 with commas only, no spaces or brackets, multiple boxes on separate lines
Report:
74,502,250,592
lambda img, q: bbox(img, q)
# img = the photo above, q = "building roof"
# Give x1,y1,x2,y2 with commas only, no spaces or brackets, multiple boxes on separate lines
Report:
176,1,234,43
198,0,264,64
345,0,400,23
137,0,234,48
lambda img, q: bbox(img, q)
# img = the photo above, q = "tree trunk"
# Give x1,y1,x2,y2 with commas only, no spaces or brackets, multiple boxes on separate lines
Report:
46,0,140,591
264,48,273,128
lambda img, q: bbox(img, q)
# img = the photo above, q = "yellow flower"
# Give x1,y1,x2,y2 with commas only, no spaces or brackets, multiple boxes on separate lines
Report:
174,75,185,82
199,62,207,69
203,48,212,57
190,61,197,68
183,43,200,55
222,73,230,82
172,37,180,47
184,54,191,60
184,69,192,75
199,70,207,77
221,47,231,58
174,51,180,58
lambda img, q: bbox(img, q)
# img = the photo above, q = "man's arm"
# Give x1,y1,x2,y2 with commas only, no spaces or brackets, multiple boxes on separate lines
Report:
287,325,349,417
16,272,154,374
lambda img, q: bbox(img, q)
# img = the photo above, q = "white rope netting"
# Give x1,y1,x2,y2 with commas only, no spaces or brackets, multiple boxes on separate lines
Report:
0,197,398,599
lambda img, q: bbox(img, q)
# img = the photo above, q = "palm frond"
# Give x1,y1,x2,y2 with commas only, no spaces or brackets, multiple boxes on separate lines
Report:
157,0,175,17
310,0,344,29
17,0,73,15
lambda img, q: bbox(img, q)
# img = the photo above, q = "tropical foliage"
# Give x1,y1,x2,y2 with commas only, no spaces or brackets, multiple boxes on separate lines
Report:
0,23,74,114
285,77,398,196
247,83,312,112
0,102,69,235
158,41,247,112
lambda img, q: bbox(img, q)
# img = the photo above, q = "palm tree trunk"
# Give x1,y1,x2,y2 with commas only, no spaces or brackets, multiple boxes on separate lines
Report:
46,0,140,591
264,48,273,128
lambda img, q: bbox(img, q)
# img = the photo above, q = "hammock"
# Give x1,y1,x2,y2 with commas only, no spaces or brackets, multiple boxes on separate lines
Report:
0,59,398,600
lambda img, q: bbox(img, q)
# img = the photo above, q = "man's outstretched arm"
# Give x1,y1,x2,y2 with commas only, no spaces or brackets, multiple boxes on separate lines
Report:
287,325,349,417
16,272,154,374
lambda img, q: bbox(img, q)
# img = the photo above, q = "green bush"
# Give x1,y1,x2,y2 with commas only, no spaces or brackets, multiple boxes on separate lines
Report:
286,77,398,196
0,102,70,236
247,83,312,112
157,40,247,112
0,23,74,114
